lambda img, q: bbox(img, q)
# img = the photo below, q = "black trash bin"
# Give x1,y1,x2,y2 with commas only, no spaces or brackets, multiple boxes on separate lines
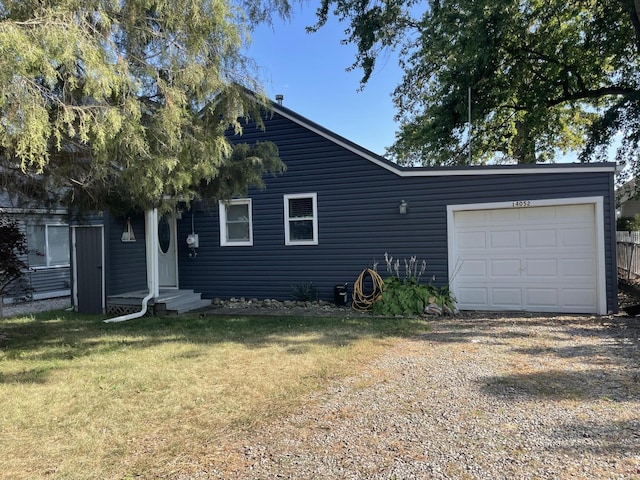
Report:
334,284,348,306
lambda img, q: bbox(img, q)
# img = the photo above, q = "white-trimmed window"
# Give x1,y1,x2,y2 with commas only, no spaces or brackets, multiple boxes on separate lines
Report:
284,193,318,245
219,199,253,246
27,224,70,268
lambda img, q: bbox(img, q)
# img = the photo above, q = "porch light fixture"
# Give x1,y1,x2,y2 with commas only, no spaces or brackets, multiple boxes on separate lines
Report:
399,200,408,215
121,217,136,242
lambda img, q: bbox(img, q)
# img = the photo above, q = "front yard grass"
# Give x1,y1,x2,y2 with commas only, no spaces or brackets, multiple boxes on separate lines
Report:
0,309,428,479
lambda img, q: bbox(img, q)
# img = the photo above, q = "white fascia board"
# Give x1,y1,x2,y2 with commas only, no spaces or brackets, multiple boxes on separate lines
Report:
271,104,617,177
2,207,68,214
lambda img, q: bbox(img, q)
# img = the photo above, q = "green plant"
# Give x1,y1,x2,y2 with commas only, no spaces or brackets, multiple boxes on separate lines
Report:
617,214,640,232
372,276,431,316
372,253,457,316
291,281,318,301
426,283,458,314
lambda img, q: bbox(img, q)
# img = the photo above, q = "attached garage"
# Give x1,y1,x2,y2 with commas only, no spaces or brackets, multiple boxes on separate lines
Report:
447,197,607,315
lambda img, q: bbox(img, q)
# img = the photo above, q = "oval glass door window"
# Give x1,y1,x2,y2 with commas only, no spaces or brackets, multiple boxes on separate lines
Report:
158,215,171,254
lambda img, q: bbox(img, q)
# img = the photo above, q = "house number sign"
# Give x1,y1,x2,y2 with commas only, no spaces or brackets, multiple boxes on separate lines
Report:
512,200,532,207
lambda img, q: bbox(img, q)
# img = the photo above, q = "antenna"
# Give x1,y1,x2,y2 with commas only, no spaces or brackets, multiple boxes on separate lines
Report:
468,86,472,164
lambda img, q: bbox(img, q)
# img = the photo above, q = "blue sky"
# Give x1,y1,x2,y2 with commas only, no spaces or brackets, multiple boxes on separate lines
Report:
246,5,402,156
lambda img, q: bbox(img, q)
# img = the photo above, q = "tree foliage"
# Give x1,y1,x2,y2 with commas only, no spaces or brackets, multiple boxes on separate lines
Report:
0,211,29,304
0,0,291,213
311,0,640,168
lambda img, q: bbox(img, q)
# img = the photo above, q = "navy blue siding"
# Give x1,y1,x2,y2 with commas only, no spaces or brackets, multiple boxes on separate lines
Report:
105,212,147,295
175,112,617,312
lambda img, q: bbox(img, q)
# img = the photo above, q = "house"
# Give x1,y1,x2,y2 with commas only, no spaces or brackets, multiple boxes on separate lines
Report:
0,193,71,303
73,100,618,317
616,178,640,221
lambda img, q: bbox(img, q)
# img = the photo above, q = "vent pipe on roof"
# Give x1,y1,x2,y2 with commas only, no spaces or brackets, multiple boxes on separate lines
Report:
275,94,284,105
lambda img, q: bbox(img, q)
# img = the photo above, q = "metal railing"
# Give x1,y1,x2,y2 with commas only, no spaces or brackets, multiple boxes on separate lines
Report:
617,231,640,280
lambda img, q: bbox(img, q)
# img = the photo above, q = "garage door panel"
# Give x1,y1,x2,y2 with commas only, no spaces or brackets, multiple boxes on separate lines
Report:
561,228,595,248
524,229,557,248
490,259,521,278
520,206,557,223
557,204,593,220
490,230,521,249
456,210,489,225
458,230,486,249
524,259,557,277
458,259,487,278
560,258,596,277
452,203,598,314
488,209,520,223
561,289,597,309
525,288,559,308
491,288,523,307
457,287,489,306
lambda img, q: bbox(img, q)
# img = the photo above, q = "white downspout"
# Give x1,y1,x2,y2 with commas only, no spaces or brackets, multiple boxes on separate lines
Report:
104,208,159,323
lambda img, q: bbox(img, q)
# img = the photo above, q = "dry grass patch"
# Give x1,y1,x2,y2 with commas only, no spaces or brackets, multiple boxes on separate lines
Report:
0,309,427,479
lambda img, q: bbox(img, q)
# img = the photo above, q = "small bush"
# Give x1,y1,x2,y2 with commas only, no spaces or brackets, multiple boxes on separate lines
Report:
372,277,429,316
371,253,457,316
291,281,318,301
372,277,457,316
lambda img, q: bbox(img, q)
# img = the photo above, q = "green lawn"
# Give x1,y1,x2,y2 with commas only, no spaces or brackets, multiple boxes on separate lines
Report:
0,309,428,479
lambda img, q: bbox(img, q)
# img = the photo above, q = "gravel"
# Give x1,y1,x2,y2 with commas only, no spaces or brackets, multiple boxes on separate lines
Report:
181,313,640,480
1,296,71,317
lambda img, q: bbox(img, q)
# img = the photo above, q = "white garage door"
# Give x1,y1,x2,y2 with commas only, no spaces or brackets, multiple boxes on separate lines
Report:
451,203,599,313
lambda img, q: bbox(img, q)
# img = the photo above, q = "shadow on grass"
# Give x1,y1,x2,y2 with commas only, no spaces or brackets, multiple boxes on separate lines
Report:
0,309,429,384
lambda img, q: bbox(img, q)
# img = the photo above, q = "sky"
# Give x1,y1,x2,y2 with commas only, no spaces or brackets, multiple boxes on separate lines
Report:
246,4,403,156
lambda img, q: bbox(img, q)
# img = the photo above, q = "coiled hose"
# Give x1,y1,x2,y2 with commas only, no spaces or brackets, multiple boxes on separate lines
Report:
352,268,384,311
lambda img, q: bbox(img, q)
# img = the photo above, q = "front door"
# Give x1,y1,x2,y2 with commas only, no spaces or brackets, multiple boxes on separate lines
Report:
158,211,178,288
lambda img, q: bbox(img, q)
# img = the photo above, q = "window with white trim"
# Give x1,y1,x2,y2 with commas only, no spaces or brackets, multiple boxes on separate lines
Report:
219,199,253,246
284,193,318,245
27,224,70,268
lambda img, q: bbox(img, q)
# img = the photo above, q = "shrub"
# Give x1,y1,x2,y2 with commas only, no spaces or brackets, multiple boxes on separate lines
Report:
291,281,318,301
371,253,457,316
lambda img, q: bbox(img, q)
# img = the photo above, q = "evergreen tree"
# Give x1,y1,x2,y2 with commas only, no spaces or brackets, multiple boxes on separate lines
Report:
0,0,291,213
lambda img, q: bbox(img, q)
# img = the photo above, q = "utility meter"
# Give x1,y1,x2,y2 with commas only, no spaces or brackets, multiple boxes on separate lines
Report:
186,233,199,248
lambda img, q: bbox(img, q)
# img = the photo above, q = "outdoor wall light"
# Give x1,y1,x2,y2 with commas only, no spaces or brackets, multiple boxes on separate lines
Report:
399,200,408,215
121,217,136,242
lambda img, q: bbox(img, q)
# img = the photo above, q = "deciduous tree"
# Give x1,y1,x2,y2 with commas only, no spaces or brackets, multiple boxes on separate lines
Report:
0,0,291,213
311,0,640,168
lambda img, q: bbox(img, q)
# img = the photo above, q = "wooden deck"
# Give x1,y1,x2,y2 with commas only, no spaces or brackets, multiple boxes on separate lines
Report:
106,289,211,316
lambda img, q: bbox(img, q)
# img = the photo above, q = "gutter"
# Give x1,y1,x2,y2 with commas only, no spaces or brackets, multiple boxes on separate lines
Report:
104,208,159,323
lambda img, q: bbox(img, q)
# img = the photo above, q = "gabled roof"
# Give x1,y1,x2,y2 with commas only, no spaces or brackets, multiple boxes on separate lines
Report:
270,101,617,177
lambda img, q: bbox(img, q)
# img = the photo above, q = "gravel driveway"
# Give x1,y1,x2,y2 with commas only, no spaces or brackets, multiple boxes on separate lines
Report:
187,313,640,480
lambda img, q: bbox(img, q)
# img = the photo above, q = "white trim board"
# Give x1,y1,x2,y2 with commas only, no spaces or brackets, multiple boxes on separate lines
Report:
446,196,607,315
